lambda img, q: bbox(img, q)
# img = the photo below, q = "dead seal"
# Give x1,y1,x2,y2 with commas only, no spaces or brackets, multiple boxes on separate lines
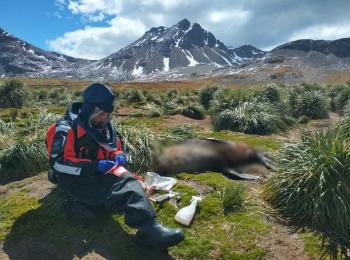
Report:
152,138,271,180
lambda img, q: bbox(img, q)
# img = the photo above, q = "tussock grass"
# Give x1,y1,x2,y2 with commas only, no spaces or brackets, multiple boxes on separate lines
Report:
163,101,180,115
327,84,350,112
181,104,205,119
0,79,27,108
115,123,199,173
0,138,48,184
199,85,224,109
213,99,287,135
163,124,197,144
123,88,144,103
22,110,60,135
116,124,160,173
288,87,329,119
0,119,15,134
222,182,246,214
265,127,350,256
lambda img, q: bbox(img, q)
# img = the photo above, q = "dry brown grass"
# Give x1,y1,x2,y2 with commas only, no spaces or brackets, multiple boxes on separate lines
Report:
19,77,90,90
11,66,350,93
326,70,350,85
14,75,264,92
18,77,212,91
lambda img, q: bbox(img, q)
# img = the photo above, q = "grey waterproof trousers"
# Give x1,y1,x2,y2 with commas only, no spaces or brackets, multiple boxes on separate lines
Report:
57,171,156,227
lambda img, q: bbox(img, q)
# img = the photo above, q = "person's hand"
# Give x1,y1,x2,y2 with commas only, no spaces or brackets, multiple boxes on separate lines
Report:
113,153,127,166
97,160,117,174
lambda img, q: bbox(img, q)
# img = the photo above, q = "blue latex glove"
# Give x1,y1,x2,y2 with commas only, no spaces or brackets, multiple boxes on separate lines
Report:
114,153,127,166
97,160,117,174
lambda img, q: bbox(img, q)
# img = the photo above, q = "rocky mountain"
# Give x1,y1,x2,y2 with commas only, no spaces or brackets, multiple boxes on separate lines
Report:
91,19,265,77
0,27,88,77
0,20,264,80
1,19,350,82
271,38,350,58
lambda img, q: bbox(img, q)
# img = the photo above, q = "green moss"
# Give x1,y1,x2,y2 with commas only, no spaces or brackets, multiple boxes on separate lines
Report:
206,130,281,152
177,172,233,190
0,191,40,241
196,192,224,220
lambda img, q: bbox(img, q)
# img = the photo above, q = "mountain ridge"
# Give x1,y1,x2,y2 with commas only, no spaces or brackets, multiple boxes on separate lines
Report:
1,19,350,81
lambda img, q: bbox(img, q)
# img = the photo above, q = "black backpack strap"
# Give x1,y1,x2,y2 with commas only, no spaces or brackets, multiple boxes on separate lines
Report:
71,119,80,157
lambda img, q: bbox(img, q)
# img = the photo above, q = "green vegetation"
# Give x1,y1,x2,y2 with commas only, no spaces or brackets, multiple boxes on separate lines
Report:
213,99,287,135
123,88,144,103
163,101,180,115
2,78,350,258
265,126,350,257
0,79,27,108
116,123,160,173
178,172,232,190
199,84,223,109
259,84,281,103
163,124,198,144
288,87,329,119
222,182,246,214
0,138,48,184
327,83,350,112
181,104,205,119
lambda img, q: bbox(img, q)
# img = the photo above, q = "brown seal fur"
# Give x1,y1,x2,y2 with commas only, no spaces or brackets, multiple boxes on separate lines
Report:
152,138,271,178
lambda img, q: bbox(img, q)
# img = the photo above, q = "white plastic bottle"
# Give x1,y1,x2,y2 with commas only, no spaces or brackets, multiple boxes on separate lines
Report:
175,196,202,226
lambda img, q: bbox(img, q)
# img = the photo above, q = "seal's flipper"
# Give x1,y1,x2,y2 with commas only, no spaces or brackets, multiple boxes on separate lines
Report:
223,168,259,180
257,152,274,170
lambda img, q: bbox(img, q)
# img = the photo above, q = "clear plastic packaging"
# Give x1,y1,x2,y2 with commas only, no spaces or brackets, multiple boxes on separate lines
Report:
144,172,177,191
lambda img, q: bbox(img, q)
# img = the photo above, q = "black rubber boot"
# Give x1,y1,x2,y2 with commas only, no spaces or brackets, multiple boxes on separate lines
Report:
63,199,96,227
135,219,184,248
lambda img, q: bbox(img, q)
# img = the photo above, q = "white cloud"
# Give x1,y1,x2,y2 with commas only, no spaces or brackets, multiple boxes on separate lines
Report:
289,23,350,41
140,0,191,11
208,9,251,24
82,12,106,22
48,18,146,59
67,0,122,15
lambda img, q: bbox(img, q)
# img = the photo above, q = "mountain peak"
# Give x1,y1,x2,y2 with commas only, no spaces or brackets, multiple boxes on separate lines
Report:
145,25,167,34
177,18,191,31
0,27,8,36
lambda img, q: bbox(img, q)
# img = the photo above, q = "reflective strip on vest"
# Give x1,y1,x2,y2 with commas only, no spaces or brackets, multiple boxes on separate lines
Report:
53,161,81,176
110,166,128,177
56,124,70,133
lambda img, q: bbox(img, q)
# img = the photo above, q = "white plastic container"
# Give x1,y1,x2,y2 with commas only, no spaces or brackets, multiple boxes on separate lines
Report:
175,196,202,226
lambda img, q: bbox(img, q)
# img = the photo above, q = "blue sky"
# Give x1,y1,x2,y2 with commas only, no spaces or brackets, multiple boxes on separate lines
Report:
1,0,350,60
0,0,109,50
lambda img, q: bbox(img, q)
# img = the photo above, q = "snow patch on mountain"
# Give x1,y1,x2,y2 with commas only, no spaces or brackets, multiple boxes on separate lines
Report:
163,57,170,72
132,65,144,76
